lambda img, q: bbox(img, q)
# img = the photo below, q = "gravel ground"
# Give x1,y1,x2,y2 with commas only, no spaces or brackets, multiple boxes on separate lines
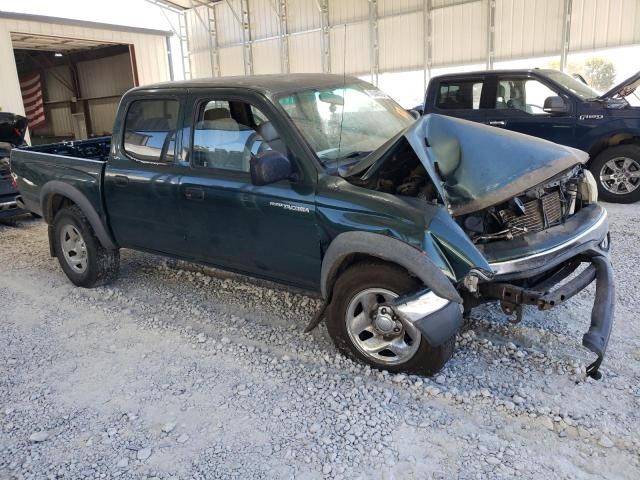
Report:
1,202,639,480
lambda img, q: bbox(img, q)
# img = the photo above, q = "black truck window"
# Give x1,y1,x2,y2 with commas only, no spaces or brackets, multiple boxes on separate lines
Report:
496,78,559,115
191,99,281,172
436,80,483,110
123,99,179,163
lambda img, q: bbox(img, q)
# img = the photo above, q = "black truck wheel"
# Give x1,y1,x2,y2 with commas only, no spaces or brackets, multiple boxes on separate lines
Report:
52,205,119,287
326,262,455,376
590,145,640,203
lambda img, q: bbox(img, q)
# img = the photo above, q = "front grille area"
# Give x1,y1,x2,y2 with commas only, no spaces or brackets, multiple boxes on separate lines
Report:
499,190,563,236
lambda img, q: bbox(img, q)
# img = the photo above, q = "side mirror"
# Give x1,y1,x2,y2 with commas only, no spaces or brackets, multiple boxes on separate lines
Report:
543,96,570,114
250,150,293,186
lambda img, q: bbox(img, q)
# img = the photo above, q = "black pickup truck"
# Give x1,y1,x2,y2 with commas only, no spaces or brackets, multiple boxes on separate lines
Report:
422,69,640,203
11,74,614,377
1,113,29,219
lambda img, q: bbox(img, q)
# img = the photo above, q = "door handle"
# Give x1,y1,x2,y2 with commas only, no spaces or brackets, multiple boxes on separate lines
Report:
113,175,129,186
488,120,506,127
185,187,204,201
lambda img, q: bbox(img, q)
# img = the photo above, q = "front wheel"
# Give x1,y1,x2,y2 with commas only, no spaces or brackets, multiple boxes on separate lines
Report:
590,145,640,203
52,205,119,287
326,262,455,376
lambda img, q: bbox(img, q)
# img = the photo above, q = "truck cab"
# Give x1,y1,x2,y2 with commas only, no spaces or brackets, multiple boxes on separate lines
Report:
423,69,640,203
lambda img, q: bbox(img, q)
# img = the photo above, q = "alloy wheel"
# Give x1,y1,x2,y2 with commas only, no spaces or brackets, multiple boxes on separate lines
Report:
345,288,421,366
599,157,640,195
60,224,88,273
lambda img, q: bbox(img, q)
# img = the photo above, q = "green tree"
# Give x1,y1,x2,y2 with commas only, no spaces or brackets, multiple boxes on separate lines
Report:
583,57,616,91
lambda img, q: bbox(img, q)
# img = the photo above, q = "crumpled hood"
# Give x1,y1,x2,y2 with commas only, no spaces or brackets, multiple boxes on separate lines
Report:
0,112,28,147
402,114,588,216
598,70,640,100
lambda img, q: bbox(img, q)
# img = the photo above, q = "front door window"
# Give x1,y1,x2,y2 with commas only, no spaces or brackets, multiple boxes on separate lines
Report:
496,78,560,115
191,100,281,172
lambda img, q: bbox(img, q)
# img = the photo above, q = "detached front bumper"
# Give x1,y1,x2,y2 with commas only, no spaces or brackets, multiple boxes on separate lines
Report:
475,204,614,379
392,290,463,347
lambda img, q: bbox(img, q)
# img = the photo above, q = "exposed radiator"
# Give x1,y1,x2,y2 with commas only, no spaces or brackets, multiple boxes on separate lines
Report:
499,190,563,236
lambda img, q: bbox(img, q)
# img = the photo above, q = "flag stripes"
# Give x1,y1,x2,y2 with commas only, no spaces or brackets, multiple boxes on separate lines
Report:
20,73,46,129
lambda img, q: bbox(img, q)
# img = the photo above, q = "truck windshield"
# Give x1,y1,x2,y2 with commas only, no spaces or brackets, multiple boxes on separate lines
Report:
541,71,601,100
278,84,414,168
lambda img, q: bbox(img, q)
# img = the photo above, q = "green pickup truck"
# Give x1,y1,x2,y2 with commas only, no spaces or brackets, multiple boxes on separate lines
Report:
10,74,614,378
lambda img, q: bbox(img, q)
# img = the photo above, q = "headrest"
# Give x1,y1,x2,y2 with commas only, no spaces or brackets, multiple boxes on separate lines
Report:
258,121,279,142
204,107,231,122
196,118,240,132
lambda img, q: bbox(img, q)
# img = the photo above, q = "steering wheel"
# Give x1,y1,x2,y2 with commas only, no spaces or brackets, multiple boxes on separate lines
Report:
242,131,270,171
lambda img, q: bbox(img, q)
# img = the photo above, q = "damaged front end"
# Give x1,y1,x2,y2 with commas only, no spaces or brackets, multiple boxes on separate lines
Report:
343,114,614,378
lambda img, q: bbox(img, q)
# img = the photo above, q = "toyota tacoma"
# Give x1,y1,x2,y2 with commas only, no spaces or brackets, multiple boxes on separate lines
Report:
10,74,614,378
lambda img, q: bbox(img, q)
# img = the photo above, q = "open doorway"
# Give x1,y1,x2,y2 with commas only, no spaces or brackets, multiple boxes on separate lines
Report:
11,33,138,145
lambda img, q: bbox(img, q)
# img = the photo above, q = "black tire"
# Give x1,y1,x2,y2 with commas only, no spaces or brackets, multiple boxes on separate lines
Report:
52,205,119,287
30,212,41,219
326,262,455,376
590,145,640,203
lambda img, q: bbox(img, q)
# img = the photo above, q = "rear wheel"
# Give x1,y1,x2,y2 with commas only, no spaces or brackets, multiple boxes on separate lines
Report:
52,205,119,287
326,262,455,376
590,145,640,203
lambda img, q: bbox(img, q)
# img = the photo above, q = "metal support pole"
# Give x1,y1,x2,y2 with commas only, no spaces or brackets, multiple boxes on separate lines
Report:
560,0,573,71
423,0,433,95
486,0,495,70
207,3,221,76
368,0,379,86
178,11,192,80
225,0,253,75
317,0,331,73
276,0,290,74
190,2,213,77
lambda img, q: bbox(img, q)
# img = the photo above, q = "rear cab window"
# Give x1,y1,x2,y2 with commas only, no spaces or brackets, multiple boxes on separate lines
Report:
436,80,483,110
123,99,180,163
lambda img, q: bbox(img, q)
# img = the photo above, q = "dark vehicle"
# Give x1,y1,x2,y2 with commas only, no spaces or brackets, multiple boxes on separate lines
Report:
10,75,614,378
423,69,640,203
0,113,29,219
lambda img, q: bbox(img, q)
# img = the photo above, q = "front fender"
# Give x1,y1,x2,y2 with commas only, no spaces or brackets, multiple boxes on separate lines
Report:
320,231,463,303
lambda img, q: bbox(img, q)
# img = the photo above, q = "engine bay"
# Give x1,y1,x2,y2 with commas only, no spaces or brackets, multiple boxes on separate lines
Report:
459,165,598,244
346,138,598,245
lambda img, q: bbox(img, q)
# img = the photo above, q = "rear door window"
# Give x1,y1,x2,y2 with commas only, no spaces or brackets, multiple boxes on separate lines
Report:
436,80,483,110
123,99,180,163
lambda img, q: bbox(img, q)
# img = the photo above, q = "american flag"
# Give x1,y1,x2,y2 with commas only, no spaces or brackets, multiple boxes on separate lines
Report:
20,73,46,130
